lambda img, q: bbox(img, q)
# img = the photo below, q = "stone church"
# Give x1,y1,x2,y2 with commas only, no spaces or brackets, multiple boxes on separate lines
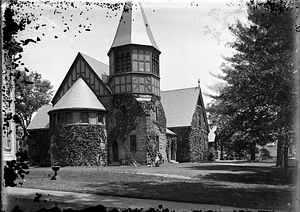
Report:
27,2,209,166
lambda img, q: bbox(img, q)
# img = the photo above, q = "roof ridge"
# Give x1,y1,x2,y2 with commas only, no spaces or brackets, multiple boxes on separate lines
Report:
79,52,107,67
161,87,199,93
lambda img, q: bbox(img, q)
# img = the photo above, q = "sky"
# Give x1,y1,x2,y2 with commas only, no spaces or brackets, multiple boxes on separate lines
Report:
18,0,249,106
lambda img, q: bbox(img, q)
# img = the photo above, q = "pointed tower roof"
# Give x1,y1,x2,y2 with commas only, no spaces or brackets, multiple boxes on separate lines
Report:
50,78,106,112
109,1,160,52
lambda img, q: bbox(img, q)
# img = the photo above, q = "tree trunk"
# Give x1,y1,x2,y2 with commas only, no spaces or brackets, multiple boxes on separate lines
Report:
250,143,256,161
220,139,224,160
283,143,289,181
276,136,284,167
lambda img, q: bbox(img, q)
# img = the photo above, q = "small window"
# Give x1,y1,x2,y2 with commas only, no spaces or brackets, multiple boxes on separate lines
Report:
65,112,72,124
130,135,137,152
81,112,89,123
98,113,104,124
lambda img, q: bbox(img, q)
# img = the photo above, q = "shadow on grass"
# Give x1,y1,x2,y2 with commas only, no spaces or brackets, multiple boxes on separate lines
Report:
182,164,296,185
83,179,294,211
200,168,297,185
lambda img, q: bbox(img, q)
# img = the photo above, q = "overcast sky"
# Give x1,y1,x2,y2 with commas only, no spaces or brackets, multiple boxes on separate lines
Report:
19,0,248,106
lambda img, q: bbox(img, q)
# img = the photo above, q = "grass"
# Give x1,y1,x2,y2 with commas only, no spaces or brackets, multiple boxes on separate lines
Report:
18,162,297,211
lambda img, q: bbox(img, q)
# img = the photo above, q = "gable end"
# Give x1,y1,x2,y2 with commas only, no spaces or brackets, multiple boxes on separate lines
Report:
52,53,112,105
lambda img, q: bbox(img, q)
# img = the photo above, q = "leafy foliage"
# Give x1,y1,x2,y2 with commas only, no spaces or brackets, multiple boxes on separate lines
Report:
15,70,53,136
27,129,51,166
4,160,29,187
50,124,107,166
207,0,297,163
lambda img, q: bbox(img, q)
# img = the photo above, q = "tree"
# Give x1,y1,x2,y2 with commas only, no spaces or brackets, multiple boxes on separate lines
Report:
207,0,297,164
15,70,53,144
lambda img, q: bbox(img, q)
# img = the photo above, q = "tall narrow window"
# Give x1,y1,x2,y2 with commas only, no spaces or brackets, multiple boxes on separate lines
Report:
59,113,65,125
116,54,121,73
156,136,159,151
81,112,89,123
126,52,131,72
51,114,57,126
130,135,137,153
121,53,126,72
152,55,159,76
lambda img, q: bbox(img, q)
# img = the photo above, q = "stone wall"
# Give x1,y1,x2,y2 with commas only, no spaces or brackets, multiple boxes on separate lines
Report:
170,106,209,163
27,129,51,166
107,94,167,165
189,106,209,162
50,124,107,166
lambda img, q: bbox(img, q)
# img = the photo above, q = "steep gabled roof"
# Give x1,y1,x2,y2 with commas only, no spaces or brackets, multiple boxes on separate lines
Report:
27,105,52,130
161,87,201,128
109,1,160,52
51,52,111,105
80,52,109,80
50,78,106,112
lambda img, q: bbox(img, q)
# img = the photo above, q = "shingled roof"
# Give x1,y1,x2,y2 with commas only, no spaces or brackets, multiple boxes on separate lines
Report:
27,105,52,130
161,87,202,128
80,52,109,81
109,1,160,52
50,78,106,112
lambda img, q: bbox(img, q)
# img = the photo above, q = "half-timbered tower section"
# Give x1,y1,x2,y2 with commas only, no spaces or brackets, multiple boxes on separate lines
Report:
106,1,167,165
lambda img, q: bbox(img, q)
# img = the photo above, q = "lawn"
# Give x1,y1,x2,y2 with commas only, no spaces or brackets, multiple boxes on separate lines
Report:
18,162,297,211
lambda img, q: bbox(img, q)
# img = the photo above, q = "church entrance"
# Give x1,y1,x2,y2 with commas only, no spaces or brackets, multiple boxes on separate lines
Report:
171,140,176,160
112,141,119,162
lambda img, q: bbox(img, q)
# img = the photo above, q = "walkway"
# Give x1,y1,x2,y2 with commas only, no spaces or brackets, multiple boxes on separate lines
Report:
3,187,282,212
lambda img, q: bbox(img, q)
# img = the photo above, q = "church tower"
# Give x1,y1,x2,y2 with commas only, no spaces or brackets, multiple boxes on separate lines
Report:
107,1,167,165
108,1,160,96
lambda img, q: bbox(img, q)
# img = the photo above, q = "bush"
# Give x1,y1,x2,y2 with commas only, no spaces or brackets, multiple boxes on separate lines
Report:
260,148,272,160
207,152,214,161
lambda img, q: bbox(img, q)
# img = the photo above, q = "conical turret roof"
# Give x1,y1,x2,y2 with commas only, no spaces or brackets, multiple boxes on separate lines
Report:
109,1,160,52
50,78,106,112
